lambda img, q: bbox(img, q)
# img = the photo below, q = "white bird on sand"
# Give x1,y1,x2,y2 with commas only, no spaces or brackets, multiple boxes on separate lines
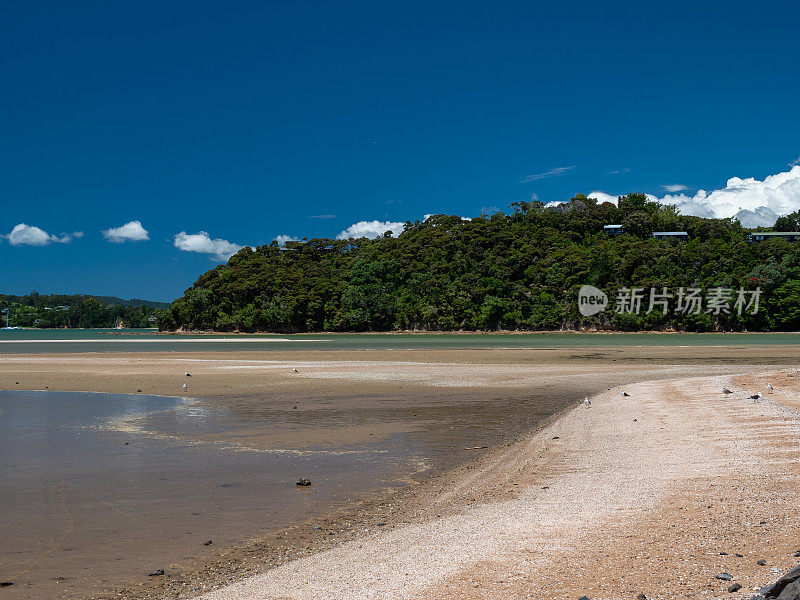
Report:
583,396,591,407
766,383,773,393
293,368,298,373
722,387,734,394
182,383,188,391
185,372,191,377
620,390,630,397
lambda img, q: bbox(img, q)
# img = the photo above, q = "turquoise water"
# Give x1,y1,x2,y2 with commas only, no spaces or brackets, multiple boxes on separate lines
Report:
1,328,800,352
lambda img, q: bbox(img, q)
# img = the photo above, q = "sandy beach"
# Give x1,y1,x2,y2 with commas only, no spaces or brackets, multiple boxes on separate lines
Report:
1,347,799,599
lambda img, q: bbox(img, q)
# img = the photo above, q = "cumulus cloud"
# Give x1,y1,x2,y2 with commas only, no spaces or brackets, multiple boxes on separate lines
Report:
102,220,149,243
336,220,405,240
663,184,688,193
173,231,245,261
274,234,299,246
587,166,800,227
5,223,80,246
521,166,575,183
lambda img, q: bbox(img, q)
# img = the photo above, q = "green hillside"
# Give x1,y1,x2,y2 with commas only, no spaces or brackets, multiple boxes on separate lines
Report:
160,194,800,333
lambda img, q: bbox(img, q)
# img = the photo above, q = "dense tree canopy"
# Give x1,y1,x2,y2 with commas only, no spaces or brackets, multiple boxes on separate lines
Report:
161,195,800,332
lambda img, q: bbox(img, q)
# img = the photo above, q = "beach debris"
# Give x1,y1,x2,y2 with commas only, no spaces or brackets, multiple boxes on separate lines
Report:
722,387,734,394
620,390,630,396
716,572,733,581
136,389,142,392
203,540,212,546
727,582,741,593
748,392,762,401
583,396,591,407
296,478,312,486
465,445,488,450
148,569,164,577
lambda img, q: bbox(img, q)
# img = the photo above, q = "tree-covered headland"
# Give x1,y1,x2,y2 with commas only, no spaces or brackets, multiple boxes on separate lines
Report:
160,194,800,333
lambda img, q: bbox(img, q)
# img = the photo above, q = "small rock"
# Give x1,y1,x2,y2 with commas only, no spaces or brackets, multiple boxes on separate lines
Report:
148,569,164,577
720,552,728,555
636,594,646,600
757,559,767,566
727,582,741,593
203,540,212,546
137,389,142,392
716,572,733,581
296,478,312,486
577,596,591,600
794,551,800,558
735,553,743,557
1,582,13,587
377,522,387,527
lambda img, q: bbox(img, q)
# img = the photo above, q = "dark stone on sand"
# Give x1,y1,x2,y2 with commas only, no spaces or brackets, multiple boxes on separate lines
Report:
758,559,767,566
728,583,742,593
761,564,800,598
577,596,591,600
636,594,647,600
736,553,744,557
794,551,800,558
1,582,13,587
137,389,142,392
720,551,728,555
296,478,312,486
148,569,164,577
717,572,733,581
377,522,387,527
203,540,212,546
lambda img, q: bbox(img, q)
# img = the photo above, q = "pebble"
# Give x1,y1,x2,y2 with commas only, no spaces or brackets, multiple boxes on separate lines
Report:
296,478,312,486
716,572,733,581
727,582,741,593
148,569,165,577
757,559,767,566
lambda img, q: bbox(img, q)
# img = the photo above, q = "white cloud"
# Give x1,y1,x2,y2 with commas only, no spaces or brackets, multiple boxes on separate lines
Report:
103,220,149,243
588,166,800,227
521,166,575,183
606,167,631,175
274,235,299,246
790,155,800,167
662,184,688,193
173,231,245,261
5,223,80,246
336,220,405,240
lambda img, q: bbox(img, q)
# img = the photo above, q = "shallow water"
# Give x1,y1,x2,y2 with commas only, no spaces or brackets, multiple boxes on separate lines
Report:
1,328,800,353
0,391,420,598
0,387,574,599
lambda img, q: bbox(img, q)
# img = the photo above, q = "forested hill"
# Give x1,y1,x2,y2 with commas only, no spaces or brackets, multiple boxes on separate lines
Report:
1,293,168,328
160,194,800,333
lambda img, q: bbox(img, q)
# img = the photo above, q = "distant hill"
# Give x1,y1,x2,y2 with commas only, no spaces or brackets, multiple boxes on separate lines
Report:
1,293,169,328
160,194,800,333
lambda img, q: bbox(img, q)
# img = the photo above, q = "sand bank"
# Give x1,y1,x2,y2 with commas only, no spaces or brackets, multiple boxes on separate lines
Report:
198,369,800,600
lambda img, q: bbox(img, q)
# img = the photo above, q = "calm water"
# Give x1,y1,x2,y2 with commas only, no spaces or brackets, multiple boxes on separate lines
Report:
0,390,416,598
2,328,800,353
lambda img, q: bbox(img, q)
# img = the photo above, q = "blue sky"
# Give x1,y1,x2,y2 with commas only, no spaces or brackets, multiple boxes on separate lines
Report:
2,1,799,301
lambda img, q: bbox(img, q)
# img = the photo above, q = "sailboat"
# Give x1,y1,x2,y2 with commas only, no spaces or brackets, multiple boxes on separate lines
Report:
2,308,21,330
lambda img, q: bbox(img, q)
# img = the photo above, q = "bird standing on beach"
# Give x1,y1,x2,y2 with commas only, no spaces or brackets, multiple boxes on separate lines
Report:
182,383,188,391
583,396,591,407
185,372,191,377
748,392,762,401
722,388,734,394
293,368,298,373
620,390,630,397
766,382,773,393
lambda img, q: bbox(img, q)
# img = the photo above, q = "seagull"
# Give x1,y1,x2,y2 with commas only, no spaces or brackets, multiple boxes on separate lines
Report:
722,388,734,394
583,396,591,407
748,392,762,401
620,390,630,397
766,383,773,393
182,383,188,391
293,368,298,373
185,372,192,377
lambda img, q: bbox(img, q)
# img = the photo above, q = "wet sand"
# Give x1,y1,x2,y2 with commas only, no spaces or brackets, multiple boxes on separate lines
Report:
1,347,799,599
